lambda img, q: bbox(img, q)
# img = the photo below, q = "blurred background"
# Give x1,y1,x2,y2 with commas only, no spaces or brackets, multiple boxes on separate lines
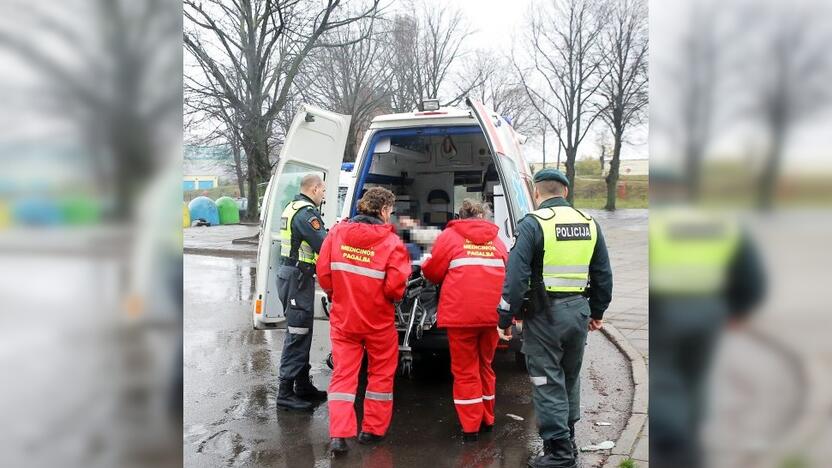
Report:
0,0,182,467
2,0,831,466
650,0,832,467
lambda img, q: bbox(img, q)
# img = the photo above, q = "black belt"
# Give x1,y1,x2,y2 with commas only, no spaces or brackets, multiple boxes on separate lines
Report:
547,292,581,299
279,256,315,271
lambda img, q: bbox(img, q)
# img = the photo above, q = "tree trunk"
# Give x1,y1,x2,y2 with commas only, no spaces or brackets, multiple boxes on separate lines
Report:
231,138,245,198
564,146,577,205
245,149,259,223
684,140,703,202
758,125,785,211
604,133,623,211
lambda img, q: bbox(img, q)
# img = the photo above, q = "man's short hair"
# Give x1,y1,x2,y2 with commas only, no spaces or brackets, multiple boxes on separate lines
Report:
535,179,566,197
300,173,323,190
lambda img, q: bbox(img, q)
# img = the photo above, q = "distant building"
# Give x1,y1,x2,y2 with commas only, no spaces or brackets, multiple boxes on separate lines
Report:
613,158,649,176
183,175,219,191
183,145,237,188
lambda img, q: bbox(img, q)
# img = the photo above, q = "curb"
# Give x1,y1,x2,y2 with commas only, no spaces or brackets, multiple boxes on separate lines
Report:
746,324,831,467
184,247,257,258
599,322,648,467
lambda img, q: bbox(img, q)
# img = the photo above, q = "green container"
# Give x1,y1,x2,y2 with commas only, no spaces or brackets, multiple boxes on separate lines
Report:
216,196,240,224
60,196,100,225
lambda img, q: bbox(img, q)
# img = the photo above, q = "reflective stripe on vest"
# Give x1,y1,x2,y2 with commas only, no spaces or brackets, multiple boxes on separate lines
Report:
448,257,505,269
531,206,597,293
330,261,385,279
279,200,318,264
650,210,740,295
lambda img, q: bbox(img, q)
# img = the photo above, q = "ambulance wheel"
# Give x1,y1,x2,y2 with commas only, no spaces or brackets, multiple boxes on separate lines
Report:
515,351,527,370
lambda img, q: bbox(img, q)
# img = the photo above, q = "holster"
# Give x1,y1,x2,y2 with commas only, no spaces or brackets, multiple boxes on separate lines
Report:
521,280,551,320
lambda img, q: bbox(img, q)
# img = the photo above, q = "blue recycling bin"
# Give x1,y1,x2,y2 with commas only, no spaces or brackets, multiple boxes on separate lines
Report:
188,196,219,226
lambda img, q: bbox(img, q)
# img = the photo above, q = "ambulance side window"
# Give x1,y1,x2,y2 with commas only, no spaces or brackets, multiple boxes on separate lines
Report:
498,157,532,218
269,162,324,232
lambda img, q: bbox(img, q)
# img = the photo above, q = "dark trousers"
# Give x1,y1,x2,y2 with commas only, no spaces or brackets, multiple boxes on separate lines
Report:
276,263,316,381
650,298,726,468
522,295,590,441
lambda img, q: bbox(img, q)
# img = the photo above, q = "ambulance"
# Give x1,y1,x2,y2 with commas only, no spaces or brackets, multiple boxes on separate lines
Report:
252,99,535,369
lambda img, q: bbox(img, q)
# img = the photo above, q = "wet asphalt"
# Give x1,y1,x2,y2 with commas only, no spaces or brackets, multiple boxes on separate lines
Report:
184,254,633,467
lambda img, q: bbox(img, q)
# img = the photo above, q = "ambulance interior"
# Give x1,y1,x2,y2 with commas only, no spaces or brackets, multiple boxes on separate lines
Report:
350,127,522,261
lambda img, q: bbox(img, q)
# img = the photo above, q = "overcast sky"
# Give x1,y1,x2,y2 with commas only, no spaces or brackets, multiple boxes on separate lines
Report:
418,0,649,162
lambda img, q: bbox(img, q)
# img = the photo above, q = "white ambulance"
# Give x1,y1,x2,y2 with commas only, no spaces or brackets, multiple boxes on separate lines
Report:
252,99,535,365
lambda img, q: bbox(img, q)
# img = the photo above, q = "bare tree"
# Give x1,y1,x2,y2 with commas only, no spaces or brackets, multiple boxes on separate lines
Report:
300,18,394,161
514,0,608,203
184,0,380,220
468,53,538,134
387,1,479,112
0,0,181,218
185,56,253,198
748,1,832,209
597,0,648,211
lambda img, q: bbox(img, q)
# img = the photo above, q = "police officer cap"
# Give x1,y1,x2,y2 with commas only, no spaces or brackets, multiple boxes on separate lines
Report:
533,168,569,186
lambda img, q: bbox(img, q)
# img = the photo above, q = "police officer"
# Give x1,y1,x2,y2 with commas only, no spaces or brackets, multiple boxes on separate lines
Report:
275,173,329,411
649,172,765,468
498,168,613,468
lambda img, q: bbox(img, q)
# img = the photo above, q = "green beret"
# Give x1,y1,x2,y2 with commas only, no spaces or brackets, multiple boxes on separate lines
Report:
533,168,569,186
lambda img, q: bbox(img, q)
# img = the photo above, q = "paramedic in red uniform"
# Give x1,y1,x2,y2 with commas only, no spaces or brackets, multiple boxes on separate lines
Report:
421,199,509,442
317,187,411,455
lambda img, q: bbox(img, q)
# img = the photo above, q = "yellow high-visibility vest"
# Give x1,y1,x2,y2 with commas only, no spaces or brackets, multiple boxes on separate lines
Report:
650,210,739,295
531,206,597,293
279,200,318,264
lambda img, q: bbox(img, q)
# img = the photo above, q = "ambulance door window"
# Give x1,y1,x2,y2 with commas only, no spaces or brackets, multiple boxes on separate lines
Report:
268,162,324,233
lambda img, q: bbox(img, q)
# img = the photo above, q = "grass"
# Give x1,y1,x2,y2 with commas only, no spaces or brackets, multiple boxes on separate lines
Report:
618,458,637,468
572,176,648,209
573,197,648,209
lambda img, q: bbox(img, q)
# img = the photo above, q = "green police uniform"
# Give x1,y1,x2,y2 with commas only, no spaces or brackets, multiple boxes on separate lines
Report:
498,169,613,468
276,193,328,410
650,208,765,468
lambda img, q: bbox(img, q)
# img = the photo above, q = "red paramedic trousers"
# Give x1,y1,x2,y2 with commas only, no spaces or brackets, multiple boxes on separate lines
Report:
447,327,499,433
328,326,398,438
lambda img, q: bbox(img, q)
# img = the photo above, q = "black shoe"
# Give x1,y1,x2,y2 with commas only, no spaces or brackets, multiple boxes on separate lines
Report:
462,432,479,443
294,368,328,402
479,422,494,433
330,437,349,455
528,438,576,468
357,432,385,445
275,378,313,411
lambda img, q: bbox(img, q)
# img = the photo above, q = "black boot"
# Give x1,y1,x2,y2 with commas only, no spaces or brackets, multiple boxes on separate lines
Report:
330,437,349,455
294,367,327,402
276,378,313,411
357,431,385,445
568,423,579,459
528,438,576,468
462,431,479,443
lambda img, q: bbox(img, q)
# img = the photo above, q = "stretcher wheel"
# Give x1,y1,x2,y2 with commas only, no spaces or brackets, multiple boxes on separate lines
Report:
398,353,413,379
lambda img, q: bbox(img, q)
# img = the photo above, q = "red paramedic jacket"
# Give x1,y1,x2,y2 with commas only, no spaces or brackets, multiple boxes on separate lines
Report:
421,219,508,328
317,216,411,335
